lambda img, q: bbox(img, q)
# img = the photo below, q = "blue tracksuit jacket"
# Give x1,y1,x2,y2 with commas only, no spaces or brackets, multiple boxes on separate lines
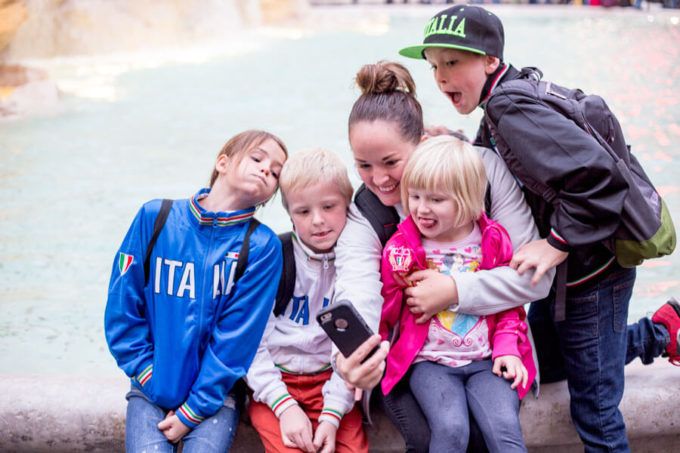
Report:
105,188,282,428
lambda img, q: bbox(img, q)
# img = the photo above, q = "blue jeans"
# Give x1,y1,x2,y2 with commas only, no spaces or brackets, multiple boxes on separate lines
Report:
125,385,242,453
408,360,525,453
528,267,665,453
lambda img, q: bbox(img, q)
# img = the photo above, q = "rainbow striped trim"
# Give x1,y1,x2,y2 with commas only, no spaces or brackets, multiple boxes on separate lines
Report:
136,364,152,386
550,228,568,245
271,393,295,413
566,256,615,287
275,363,331,375
178,403,204,426
189,195,254,227
320,408,342,424
480,63,510,105
311,363,332,374
291,232,336,263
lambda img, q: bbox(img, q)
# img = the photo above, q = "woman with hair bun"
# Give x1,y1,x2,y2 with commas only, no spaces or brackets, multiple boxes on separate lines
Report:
331,61,553,452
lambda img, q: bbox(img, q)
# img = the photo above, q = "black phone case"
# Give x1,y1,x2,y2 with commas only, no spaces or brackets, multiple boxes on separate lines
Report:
316,300,374,359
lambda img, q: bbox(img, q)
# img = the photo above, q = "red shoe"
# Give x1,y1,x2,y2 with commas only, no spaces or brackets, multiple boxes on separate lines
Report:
652,297,680,366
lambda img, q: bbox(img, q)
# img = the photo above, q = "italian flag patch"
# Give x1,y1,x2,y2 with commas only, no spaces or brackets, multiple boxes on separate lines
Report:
119,253,134,275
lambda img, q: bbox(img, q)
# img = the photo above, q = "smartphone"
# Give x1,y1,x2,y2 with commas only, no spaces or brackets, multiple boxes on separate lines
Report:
316,300,378,363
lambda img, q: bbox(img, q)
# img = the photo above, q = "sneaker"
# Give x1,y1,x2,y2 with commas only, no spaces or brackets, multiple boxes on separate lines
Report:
651,297,680,366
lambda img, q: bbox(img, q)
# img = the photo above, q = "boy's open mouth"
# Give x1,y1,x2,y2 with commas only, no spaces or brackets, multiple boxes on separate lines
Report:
446,91,462,105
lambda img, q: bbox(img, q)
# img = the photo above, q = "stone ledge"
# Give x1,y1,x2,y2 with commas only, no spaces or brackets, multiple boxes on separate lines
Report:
0,360,677,452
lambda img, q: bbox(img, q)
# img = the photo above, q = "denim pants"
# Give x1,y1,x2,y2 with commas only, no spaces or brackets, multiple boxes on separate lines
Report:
125,385,242,453
528,267,666,453
408,360,525,453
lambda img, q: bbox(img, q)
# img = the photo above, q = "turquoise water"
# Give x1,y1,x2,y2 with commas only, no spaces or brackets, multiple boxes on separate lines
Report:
1,6,679,376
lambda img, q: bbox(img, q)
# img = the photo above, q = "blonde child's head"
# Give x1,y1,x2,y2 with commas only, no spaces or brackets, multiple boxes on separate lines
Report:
401,135,487,228
279,148,353,212
279,148,353,253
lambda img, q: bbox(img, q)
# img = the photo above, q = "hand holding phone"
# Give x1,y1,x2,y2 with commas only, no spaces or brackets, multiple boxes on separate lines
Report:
316,300,378,363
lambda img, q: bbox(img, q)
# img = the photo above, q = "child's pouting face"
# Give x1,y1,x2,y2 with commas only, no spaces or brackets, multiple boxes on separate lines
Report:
408,188,472,243
285,181,348,254
424,47,499,115
223,139,286,207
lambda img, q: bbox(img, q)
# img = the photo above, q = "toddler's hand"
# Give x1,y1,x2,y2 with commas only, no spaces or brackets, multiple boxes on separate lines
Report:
493,355,528,390
280,404,315,452
157,410,191,443
404,269,458,323
313,420,338,453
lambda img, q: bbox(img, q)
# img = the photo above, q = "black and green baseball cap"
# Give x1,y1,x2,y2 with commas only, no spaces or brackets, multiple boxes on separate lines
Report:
399,5,504,60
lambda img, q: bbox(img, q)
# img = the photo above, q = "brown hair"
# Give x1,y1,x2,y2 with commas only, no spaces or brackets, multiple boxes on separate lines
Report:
209,130,288,188
348,61,424,145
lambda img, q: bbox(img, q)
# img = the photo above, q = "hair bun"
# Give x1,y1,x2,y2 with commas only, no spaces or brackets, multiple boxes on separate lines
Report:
355,61,416,97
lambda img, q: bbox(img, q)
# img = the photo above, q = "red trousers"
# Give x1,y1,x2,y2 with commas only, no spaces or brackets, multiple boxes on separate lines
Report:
248,370,368,453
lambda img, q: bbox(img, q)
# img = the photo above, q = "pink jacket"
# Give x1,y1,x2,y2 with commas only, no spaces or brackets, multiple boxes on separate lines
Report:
379,214,536,399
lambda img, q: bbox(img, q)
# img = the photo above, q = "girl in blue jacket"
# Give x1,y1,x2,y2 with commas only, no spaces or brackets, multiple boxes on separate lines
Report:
105,130,287,452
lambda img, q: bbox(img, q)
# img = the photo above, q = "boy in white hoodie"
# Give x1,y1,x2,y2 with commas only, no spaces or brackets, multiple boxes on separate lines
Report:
246,148,368,453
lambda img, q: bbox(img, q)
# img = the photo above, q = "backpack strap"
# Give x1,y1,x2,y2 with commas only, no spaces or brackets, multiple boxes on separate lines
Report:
144,199,173,285
484,183,492,217
274,232,296,317
518,66,542,81
354,184,400,247
234,218,261,283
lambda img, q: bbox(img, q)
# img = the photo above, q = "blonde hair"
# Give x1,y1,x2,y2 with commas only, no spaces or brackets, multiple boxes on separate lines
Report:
401,135,487,227
209,130,288,188
279,148,354,212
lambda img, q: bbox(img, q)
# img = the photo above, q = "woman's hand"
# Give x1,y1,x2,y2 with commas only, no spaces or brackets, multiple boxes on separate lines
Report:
509,239,567,286
404,269,458,324
335,334,389,390
492,355,528,390
279,405,315,452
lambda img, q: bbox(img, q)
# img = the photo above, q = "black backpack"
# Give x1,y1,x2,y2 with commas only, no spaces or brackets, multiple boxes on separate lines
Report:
273,232,296,317
143,199,260,285
484,68,676,268
354,184,401,248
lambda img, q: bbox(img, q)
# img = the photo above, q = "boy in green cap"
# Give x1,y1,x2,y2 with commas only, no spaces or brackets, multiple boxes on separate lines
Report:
400,5,679,452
